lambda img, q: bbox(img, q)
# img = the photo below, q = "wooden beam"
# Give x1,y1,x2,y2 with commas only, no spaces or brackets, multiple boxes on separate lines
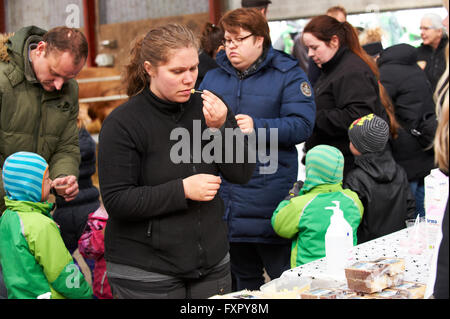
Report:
83,0,97,66
209,0,222,25
0,0,6,33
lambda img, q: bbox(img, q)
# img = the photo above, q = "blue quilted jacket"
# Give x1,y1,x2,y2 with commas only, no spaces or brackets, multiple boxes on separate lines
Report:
200,46,316,244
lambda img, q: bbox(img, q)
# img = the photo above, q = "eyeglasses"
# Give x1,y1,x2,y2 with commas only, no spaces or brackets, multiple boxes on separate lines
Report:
222,34,254,47
419,26,436,31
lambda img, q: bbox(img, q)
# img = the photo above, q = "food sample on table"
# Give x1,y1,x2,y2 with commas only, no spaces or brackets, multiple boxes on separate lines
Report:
345,258,405,293
301,288,339,299
388,281,426,299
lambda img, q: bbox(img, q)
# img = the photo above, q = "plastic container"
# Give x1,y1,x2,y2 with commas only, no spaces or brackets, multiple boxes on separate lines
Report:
324,201,354,281
424,168,449,298
54,183,68,196
259,276,312,298
424,168,448,252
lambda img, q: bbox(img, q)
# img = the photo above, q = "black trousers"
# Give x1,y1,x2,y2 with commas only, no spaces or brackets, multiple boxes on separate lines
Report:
108,262,231,299
230,242,291,291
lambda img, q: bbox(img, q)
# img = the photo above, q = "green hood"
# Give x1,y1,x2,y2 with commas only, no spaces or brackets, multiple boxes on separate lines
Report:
300,145,344,195
4,197,54,218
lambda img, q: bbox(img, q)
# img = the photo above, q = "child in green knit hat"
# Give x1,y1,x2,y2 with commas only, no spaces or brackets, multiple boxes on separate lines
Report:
271,145,363,268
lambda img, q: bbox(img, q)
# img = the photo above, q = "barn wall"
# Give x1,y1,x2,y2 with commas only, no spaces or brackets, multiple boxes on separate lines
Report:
98,0,209,24
96,12,209,70
4,0,83,32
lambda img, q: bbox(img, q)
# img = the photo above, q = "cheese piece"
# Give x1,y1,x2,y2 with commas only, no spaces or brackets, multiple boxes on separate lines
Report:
301,288,340,299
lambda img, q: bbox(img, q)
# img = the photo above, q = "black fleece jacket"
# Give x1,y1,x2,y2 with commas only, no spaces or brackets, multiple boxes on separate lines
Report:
98,88,255,278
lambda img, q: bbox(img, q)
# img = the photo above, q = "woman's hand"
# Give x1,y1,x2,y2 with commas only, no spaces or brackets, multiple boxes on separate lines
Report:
201,90,228,129
235,114,254,134
182,174,222,201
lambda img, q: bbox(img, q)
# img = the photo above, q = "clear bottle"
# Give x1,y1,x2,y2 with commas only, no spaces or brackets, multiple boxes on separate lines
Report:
324,201,354,281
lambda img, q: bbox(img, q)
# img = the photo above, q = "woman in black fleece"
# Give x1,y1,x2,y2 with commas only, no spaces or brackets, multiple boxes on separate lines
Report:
97,24,255,299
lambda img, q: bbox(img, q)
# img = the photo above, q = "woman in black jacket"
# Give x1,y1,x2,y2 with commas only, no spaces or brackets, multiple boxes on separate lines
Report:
302,15,389,177
97,24,255,299
377,43,436,217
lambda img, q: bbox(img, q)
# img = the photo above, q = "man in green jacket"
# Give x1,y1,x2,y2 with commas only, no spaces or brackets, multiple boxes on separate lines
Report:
0,25,88,213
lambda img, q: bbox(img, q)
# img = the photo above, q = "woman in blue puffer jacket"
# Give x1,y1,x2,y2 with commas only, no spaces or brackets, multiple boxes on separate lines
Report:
199,8,316,291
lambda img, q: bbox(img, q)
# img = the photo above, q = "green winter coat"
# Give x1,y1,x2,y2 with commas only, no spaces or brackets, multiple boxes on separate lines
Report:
271,183,363,268
0,26,80,212
0,198,92,299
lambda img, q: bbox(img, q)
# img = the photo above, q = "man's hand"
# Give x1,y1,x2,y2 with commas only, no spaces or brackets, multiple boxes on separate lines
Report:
182,174,222,201
51,175,79,201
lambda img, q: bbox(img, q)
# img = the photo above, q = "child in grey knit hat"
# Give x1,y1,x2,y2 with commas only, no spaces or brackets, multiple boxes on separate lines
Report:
348,113,389,155
344,114,416,244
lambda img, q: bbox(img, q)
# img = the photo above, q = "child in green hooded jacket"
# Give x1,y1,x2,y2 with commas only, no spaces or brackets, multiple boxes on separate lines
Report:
271,145,363,268
0,151,92,299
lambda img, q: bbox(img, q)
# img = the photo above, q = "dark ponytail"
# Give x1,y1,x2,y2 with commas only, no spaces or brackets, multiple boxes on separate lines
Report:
338,21,379,78
200,22,224,58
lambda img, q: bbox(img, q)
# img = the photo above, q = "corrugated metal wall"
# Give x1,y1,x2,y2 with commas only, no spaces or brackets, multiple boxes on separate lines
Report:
98,0,208,24
5,0,83,32
3,0,444,32
4,0,209,32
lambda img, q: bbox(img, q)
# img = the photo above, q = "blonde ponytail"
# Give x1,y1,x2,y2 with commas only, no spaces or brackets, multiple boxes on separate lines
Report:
123,36,149,97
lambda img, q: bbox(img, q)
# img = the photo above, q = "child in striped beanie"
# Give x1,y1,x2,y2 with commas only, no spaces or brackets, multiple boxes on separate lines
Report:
2,151,52,203
0,151,92,299
271,145,363,268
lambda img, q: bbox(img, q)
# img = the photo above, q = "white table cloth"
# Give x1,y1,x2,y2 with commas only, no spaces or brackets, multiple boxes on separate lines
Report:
281,227,431,284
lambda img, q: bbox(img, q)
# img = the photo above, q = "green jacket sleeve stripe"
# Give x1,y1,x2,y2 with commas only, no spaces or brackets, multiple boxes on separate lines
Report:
51,261,93,299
